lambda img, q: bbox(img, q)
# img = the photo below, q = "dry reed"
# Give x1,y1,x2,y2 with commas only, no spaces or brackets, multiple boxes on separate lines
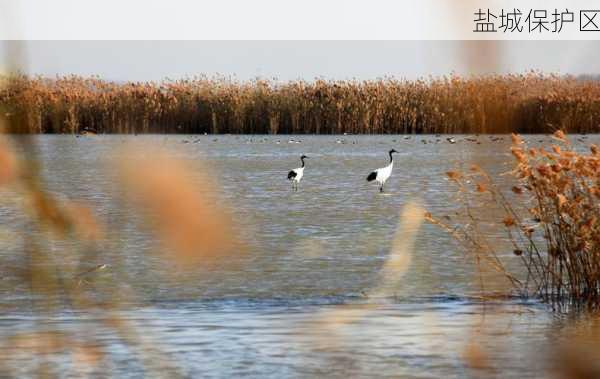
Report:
116,146,238,267
0,118,236,377
427,131,600,304
2,73,600,134
307,201,423,340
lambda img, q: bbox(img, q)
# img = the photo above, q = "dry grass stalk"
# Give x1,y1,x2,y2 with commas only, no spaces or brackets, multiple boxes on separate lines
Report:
0,135,17,186
2,73,600,134
428,131,600,303
117,146,237,267
0,137,202,377
463,341,491,371
308,201,423,342
369,201,424,298
553,314,600,378
63,201,104,241
0,44,200,377
0,133,213,377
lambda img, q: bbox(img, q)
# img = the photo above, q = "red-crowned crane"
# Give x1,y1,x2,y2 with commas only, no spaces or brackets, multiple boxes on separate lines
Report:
288,155,308,191
367,149,398,193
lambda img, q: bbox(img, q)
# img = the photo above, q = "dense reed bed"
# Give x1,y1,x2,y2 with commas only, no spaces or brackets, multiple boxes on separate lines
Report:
428,131,600,304
2,73,600,134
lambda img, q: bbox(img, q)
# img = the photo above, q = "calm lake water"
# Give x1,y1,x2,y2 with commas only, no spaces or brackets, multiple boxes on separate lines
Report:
0,134,598,378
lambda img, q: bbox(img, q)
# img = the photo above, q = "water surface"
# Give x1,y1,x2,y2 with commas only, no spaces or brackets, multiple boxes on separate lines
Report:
1,134,598,378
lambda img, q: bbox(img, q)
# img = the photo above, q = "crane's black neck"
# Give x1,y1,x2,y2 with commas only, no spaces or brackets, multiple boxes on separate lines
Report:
388,151,394,163
301,157,306,167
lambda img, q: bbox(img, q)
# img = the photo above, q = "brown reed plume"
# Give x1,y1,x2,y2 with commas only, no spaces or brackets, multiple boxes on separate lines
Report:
2,73,600,135
116,145,238,267
427,131,600,304
0,102,239,376
304,201,424,346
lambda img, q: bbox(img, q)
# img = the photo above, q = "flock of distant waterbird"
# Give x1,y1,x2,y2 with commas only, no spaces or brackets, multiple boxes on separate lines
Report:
287,149,399,193
283,134,592,192
74,132,592,193
79,133,591,146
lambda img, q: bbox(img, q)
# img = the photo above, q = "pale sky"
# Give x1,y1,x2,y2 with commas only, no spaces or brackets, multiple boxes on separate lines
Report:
0,41,598,82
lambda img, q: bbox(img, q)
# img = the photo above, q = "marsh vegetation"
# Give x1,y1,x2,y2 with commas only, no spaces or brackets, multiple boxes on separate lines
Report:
1,70,600,377
2,73,600,134
427,131,600,305
0,130,598,377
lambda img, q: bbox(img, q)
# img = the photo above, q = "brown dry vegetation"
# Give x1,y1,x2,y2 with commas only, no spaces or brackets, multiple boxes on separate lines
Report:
1,73,600,134
0,123,235,377
427,131,600,304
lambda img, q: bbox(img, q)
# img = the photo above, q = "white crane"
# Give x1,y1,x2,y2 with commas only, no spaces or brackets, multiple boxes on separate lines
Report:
287,155,308,191
366,149,398,192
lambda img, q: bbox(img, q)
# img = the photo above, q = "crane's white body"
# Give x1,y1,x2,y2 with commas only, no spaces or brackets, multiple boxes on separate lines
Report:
288,155,307,191
373,161,393,187
367,150,397,192
290,167,304,183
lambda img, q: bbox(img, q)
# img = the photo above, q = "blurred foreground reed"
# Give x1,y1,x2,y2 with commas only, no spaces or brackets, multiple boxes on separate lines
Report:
2,73,600,135
0,109,239,376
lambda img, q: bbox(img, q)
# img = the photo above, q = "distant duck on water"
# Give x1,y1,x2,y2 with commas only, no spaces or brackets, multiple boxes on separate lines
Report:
367,149,398,193
288,155,308,191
